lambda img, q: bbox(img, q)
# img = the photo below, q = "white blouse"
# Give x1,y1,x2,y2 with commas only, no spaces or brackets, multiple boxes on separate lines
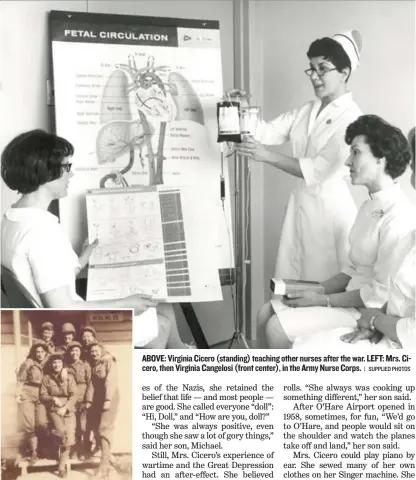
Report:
1,207,82,306
388,230,415,348
343,183,416,308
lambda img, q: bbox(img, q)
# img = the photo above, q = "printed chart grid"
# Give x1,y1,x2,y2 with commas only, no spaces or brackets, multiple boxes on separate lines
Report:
159,189,191,297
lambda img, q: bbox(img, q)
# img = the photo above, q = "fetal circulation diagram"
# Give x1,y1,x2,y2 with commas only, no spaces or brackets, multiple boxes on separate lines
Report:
96,55,205,188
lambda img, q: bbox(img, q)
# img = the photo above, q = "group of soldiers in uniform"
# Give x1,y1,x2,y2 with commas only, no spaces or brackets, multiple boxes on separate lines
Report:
15,321,120,478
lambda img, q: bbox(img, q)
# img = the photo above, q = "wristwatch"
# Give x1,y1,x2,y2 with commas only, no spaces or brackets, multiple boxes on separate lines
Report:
369,315,378,331
326,295,332,308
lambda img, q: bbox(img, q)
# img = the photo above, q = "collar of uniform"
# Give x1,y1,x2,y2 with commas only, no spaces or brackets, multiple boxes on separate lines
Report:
328,92,353,109
33,359,46,368
310,92,353,136
369,182,403,205
51,371,63,380
314,92,353,111
5,207,59,224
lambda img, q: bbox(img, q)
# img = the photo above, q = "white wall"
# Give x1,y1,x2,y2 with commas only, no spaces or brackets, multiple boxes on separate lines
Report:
0,0,236,345
248,0,416,315
0,1,87,212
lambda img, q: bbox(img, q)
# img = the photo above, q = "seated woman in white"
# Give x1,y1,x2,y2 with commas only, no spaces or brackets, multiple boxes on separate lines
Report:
294,128,415,350
259,115,415,348
1,129,190,349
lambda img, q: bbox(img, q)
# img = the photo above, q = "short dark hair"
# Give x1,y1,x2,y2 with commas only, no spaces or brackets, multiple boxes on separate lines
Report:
1,129,74,194
307,37,351,75
345,115,412,180
408,127,415,170
29,341,48,359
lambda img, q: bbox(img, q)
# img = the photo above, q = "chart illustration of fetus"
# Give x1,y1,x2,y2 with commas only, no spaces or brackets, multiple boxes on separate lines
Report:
96,54,205,188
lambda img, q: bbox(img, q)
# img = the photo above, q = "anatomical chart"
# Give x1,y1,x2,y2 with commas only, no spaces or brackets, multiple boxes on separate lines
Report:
50,11,234,277
85,186,222,302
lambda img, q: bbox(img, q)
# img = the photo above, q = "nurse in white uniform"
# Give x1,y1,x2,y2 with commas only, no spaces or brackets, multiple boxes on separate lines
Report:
233,30,363,347
264,116,415,348
294,128,416,350
293,229,415,350
1,129,190,349
236,30,362,282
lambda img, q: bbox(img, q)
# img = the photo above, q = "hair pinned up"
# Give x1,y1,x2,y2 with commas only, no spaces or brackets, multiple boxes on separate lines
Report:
345,115,412,180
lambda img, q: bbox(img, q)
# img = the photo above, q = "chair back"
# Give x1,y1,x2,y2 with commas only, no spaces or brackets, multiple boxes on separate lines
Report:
1,290,9,307
1,265,41,308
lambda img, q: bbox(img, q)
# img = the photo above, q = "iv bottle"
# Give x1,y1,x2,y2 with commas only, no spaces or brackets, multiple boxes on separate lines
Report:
240,106,260,137
217,101,242,143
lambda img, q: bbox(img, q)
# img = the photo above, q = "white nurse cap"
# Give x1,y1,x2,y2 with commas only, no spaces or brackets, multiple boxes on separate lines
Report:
332,30,362,72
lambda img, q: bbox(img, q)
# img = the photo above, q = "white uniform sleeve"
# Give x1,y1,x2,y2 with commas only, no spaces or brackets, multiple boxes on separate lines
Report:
342,261,357,279
27,224,80,294
396,317,416,349
299,129,351,186
255,109,299,145
360,215,413,308
342,231,358,278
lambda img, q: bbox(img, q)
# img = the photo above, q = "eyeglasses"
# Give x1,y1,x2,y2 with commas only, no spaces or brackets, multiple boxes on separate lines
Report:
304,67,337,77
61,163,73,173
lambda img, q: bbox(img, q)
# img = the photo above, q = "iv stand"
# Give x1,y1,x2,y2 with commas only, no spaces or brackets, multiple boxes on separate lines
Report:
228,145,250,349
226,93,254,349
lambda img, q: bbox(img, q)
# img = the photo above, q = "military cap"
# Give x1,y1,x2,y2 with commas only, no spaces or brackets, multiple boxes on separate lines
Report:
41,322,54,331
48,352,65,363
62,323,76,334
67,341,82,351
81,326,96,336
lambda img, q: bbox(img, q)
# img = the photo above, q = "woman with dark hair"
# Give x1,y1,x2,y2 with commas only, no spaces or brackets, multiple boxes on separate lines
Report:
56,322,76,355
229,31,363,347
15,341,50,467
234,31,362,283
294,126,415,350
262,115,415,348
1,129,191,348
40,353,77,478
66,341,93,460
409,127,415,187
1,129,156,314
39,322,56,354
80,326,111,361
